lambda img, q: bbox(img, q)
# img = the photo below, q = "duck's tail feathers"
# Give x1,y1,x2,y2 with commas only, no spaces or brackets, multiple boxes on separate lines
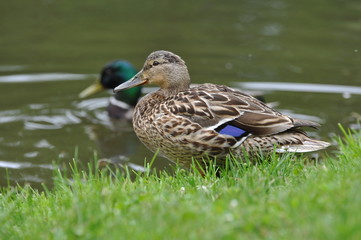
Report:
292,118,321,129
276,139,330,153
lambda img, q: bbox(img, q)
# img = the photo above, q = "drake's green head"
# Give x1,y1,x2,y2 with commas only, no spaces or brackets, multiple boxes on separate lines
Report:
79,60,142,106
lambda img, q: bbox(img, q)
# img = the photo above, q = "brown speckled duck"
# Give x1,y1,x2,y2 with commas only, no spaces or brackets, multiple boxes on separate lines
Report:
114,50,330,168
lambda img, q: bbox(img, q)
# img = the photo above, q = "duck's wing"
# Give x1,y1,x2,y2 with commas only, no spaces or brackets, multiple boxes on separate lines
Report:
166,83,318,136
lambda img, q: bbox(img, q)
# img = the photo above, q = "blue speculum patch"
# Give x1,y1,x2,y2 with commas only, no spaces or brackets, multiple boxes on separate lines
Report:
218,125,246,137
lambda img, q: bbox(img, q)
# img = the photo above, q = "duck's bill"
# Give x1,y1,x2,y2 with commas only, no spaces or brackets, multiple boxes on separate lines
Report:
114,73,147,93
79,80,104,98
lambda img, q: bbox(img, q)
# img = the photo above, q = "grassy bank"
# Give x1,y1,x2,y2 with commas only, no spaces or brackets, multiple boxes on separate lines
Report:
1,127,361,240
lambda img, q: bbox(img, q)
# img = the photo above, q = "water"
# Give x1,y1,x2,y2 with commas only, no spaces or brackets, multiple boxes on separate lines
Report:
0,0,360,188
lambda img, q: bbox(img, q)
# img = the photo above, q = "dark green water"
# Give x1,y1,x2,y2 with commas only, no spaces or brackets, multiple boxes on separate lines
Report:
1,0,360,188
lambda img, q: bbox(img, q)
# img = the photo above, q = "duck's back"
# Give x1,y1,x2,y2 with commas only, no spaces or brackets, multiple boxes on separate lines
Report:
131,83,328,166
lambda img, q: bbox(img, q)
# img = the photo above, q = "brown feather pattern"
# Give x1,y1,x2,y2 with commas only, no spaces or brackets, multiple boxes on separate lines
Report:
132,83,328,167
114,50,330,168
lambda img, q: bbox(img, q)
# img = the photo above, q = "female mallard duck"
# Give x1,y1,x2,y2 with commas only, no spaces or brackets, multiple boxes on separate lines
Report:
79,60,142,120
114,50,330,168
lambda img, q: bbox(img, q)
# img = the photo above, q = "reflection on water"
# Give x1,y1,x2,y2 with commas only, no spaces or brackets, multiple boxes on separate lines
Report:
0,160,54,170
235,82,361,97
0,107,82,130
0,65,27,72
76,97,109,111
0,73,94,83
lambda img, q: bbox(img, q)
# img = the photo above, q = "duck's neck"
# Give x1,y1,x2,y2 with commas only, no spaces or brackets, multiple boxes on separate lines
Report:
157,85,187,97
158,67,191,97
134,75,189,117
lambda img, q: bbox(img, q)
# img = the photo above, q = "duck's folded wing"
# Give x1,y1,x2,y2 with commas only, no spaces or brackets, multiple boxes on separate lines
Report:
167,83,319,136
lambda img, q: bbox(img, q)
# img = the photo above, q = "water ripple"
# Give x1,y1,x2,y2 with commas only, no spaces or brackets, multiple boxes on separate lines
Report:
0,73,95,83
0,106,86,130
34,140,54,149
0,160,55,170
75,97,109,110
0,65,26,72
24,113,81,130
234,82,361,96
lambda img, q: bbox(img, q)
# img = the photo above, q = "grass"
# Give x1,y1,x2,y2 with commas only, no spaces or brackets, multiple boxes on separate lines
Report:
1,126,361,240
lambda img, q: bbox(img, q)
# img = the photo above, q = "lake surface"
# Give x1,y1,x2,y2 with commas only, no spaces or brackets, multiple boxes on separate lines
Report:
0,0,360,188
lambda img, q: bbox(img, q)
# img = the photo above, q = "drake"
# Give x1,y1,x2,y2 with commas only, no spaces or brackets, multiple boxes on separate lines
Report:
79,60,142,120
114,50,330,168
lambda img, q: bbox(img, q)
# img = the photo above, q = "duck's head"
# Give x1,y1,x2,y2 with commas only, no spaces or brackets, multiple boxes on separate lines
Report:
79,60,142,106
114,50,190,95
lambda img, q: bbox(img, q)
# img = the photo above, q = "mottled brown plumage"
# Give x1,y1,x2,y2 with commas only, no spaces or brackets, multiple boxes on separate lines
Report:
114,50,330,167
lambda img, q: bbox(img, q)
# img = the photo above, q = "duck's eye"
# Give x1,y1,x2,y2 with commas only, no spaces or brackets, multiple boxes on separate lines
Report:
153,61,159,66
